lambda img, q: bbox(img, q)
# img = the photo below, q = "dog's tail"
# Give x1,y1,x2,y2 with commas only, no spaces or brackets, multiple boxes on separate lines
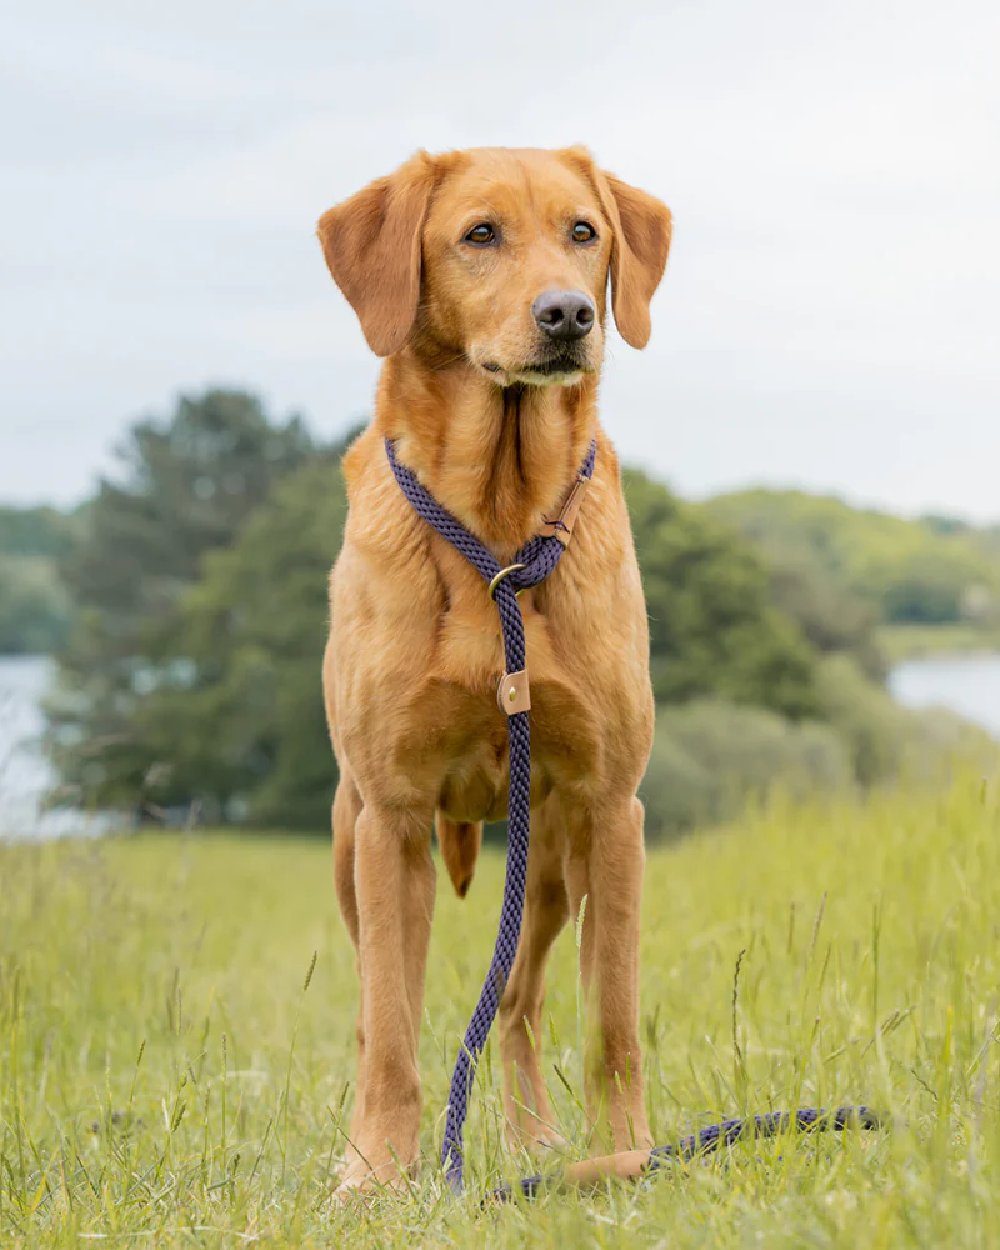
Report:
435,813,482,899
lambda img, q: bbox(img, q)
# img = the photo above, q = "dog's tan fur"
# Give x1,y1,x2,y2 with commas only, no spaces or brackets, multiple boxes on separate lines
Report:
317,146,671,1194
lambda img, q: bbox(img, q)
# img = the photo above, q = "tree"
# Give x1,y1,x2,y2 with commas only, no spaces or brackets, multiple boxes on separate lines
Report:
131,453,349,828
47,390,316,812
0,506,75,654
624,469,820,719
704,487,1000,628
0,556,71,654
0,505,75,559
764,561,885,680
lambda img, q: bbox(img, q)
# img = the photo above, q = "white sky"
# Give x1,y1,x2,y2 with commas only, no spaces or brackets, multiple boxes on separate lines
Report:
2,0,999,518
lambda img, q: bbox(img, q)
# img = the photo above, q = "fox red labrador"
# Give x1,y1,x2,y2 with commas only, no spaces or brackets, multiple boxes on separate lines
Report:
317,146,671,1194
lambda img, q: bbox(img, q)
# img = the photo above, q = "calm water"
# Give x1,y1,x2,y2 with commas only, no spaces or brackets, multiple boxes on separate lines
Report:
889,652,1000,737
0,655,109,840
3,652,1000,839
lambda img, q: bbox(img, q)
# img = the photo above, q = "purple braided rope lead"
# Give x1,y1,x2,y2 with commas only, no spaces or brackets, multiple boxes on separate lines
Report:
493,1104,885,1202
385,437,597,1192
386,438,885,1198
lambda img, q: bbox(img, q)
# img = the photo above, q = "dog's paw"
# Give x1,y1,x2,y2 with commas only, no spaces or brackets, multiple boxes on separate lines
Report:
506,1118,568,1156
333,1148,417,1203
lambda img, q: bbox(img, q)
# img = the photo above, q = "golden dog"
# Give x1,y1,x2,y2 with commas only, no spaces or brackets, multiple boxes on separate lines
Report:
317,146,671,1193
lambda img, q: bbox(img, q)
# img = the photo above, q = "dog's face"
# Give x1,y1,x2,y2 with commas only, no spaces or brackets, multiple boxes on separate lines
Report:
419,148,613,386
318,147,672,385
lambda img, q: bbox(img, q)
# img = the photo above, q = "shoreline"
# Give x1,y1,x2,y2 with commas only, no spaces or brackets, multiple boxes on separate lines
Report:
876,625,1000,664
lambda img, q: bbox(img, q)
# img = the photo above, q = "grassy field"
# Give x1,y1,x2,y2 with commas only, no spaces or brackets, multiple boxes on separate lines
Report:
2,772,999,1247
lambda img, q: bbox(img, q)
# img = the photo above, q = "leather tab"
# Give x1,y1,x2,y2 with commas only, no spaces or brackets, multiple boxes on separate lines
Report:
539,475,589,547
497,669,530,716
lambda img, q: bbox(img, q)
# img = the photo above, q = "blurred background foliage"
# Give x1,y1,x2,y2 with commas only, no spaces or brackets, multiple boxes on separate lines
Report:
4,388,992,835
0,506,76,653
706,489,1000,630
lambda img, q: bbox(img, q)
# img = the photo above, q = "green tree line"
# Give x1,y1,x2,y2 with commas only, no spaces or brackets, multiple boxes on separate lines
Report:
22,389,994,836
706,488,1000,629
0,506,76,653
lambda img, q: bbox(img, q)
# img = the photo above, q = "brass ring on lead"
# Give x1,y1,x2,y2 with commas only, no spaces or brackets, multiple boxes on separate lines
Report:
488,563,526,601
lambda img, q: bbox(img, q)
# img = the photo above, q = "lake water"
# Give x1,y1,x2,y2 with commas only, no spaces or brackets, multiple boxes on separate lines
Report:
888,652,1000,737
0,655,109,840
3,651,1000,840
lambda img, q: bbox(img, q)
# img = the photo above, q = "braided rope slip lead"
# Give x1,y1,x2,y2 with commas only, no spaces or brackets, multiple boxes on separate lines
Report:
386,438,885,1198
385,436,597,1193
492,1104,885,1203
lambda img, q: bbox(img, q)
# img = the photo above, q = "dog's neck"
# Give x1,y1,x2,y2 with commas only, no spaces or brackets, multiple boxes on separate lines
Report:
376,352,599,555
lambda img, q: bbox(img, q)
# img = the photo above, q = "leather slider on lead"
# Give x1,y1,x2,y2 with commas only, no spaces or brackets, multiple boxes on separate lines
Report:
497,669,530,716
539,475,589,546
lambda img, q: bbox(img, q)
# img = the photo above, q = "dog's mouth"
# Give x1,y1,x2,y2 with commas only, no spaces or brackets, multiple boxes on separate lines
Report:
480,354,590,386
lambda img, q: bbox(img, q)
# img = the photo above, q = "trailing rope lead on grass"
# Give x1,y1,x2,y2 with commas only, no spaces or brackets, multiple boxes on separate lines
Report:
490,1105,886,1203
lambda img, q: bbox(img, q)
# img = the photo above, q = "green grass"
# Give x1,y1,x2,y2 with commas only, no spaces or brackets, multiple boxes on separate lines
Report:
2,771,999,1247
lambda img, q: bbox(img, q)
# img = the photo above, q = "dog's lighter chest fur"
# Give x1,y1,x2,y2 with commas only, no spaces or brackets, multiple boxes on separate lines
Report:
424,598,603,822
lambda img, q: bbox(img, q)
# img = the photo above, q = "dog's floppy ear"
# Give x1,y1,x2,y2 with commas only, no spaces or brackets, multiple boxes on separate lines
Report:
595,167,672,350
317,152,435,357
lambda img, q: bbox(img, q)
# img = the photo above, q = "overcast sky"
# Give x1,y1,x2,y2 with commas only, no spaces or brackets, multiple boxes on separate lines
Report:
2,0,998,518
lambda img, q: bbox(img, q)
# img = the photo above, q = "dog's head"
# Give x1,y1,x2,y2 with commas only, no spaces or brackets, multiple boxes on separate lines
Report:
317,147,672,387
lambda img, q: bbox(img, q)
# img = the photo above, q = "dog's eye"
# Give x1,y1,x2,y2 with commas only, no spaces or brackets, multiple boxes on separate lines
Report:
571,221,597,243
464,223,496,246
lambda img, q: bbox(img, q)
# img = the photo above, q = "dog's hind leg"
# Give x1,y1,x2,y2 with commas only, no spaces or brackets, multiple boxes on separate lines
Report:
499,796,569,1150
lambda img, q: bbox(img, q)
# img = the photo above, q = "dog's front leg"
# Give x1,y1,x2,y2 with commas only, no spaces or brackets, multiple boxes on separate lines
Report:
569,794,652,1153
338,803,435,1195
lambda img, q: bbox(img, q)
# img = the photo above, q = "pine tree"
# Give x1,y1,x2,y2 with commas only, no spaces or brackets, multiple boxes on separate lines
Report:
47,390,315,815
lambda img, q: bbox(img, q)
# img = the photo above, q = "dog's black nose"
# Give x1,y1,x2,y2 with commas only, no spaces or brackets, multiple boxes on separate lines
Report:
532,289,595,340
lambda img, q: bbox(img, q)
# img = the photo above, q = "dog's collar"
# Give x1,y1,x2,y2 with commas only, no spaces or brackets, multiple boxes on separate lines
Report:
385,438,596,558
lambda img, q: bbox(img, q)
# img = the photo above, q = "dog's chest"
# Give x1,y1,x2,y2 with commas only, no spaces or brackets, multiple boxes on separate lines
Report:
430,675,600,823
414,602,603,822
